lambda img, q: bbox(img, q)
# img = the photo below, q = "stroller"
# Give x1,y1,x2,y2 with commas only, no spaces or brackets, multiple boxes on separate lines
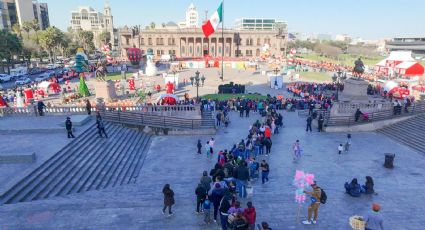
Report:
361,112,369,121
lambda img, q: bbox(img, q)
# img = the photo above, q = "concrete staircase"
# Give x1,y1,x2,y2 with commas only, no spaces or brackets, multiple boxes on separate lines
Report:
201,110,216,129
0,122,152,205
377,114,425,154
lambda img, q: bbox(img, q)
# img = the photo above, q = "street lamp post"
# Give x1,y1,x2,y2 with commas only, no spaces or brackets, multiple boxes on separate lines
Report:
190,70,205,101
274,67,279,75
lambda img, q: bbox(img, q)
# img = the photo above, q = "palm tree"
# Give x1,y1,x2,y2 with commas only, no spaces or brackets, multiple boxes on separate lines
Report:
12,23,22,38
22,21,33,39
31,20,40,44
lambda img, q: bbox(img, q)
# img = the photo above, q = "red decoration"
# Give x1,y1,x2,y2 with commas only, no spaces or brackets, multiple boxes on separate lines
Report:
165,81,174,94
128,78,135,90
127,47,142,66
155,84,161,92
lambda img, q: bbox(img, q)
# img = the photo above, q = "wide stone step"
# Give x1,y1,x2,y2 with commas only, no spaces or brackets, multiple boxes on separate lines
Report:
0,122,153,205
48,124,126,198
127,137,153,184
0,123,98,205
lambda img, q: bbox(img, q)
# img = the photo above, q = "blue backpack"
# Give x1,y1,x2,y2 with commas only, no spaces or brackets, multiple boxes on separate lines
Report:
203,199,211,209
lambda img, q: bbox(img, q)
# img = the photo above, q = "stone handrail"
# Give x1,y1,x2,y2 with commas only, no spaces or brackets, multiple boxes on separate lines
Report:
0,105,199,118
102,110,204,130
325,101,425,127
335,101,393,114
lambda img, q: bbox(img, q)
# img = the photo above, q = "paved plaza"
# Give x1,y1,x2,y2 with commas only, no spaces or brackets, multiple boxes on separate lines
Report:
0,110,424,229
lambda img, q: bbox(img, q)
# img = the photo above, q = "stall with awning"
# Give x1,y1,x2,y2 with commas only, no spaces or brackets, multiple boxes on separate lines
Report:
394,61,425,77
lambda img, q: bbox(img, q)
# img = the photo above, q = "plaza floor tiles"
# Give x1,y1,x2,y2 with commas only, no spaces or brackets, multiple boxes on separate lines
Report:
0,111,424,229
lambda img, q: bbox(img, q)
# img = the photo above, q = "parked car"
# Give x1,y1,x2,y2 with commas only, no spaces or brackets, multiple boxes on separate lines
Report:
15,76,32,85
0,74,13,83
29,68,45,75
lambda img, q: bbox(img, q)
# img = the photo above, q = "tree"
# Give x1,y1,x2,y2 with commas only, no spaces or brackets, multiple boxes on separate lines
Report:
0,30,22,73
150,22,156,29
161,23,166,28
12,23,22,38
38,26,65,63
31,20,40,44
314,43,342,59
98,31,111,44
78,76,91,97
21,21,33,39
77,30,95,52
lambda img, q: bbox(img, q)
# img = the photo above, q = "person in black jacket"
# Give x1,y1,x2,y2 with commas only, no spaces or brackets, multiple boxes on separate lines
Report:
85,99,92,115
37,100,46,116
219,196,231,230
264,138,272,155
306,116,313,132
65,117,75,138
195,183,207,213
235,161,250,198
96,117,108,138
197,140,202,154
318,114,324,132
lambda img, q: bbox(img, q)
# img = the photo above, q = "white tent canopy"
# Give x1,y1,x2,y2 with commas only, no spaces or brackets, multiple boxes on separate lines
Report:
386,51,415,62
395,61,416,69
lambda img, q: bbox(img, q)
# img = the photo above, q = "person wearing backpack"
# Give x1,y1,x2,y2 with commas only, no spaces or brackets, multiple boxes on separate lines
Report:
302,182,322,225
195,183,207,214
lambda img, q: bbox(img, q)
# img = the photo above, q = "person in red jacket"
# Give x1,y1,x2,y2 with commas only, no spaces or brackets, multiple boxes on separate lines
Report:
243,201,256,230
264,126,271,139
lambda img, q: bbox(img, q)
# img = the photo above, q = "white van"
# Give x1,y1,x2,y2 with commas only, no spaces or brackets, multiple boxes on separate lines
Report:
10,67,28,77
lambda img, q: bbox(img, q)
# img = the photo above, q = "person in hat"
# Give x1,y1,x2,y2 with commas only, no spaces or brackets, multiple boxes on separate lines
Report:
65,117,75,138
365,203,384,230
302,181,322,225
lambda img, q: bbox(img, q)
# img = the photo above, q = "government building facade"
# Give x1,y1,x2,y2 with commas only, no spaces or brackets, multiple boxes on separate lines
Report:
119,26,288,59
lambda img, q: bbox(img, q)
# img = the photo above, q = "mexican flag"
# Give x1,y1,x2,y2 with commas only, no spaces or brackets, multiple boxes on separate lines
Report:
202,2,223,38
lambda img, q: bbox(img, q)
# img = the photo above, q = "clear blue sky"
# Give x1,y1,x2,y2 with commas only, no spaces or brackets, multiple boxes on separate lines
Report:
45,0,425,39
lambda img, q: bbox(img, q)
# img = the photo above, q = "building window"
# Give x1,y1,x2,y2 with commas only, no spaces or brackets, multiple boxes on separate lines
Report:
196,46,200,55
181,46,185,54
157,50,161,56
126,38,129,45
140,38,144,45
246,50,253,57
218,46,222,54
189,46,193,54
257,38,261,46
148,38,152,45
211,47,215,54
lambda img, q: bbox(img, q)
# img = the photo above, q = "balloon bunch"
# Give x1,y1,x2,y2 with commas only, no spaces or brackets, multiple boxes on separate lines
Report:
294,170,315,203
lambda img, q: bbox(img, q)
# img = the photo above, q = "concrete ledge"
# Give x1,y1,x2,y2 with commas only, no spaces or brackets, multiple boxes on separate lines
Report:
324,115,414,132
59,115,91,127
0,153,36,164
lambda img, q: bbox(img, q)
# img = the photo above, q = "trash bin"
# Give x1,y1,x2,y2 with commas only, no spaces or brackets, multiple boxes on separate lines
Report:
384,153,395,168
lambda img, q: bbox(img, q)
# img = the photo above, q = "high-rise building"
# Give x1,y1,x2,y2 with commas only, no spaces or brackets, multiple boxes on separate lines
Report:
235,18,286,31
0,0,49,30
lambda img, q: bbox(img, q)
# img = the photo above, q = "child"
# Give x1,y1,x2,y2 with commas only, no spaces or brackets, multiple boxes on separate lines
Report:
203,196,211,224
338,144,344,154
205,141,212,159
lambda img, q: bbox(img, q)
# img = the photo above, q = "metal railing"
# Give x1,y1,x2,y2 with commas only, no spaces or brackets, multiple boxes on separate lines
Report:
102,110,205,130
325,101,425,127
0,105,199,117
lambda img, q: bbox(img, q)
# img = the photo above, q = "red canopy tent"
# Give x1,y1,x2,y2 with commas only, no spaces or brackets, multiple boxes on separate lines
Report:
394,61,425,77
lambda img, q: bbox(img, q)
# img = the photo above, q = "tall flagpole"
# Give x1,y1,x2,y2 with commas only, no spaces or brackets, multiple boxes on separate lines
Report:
221,0,224,82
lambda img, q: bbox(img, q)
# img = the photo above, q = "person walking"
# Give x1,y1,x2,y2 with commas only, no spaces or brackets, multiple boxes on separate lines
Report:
216,111,222,127
197,140,202,154
306,116,313,132
65,117,75,138
302,182,322,225
200,171,212,192
260,160,270,184
338,144,344,154
162,184,175,216
293,140,301,162
318,114,324,132
209,183,224,223
85,99,92,115
345,133,352,152
365,203,384,230
195,183,207,214
264,138,272,156
205,141,212,159
96,117,108,138
245,105,250,117
37,100,46,116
